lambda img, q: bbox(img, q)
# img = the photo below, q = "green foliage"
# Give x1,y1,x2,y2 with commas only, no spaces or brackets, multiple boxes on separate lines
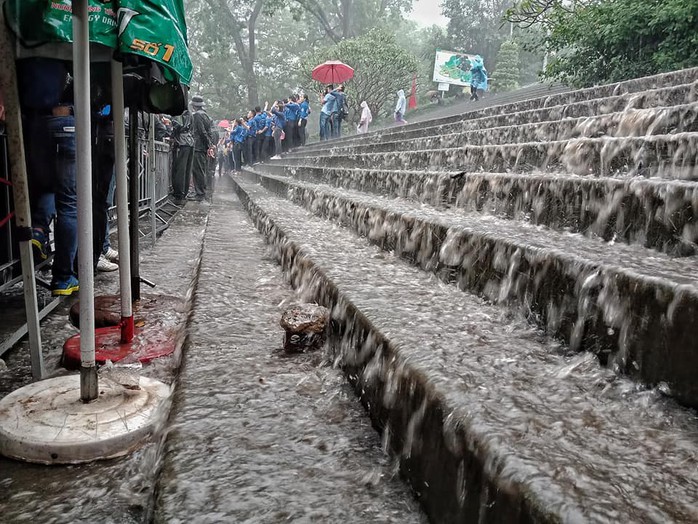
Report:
300,28,420,120
291,0,412,43
440,0,514,66
493,39,520,91
509,0,698,87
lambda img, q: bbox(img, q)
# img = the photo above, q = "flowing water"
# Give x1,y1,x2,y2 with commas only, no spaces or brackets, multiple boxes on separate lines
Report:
154,181,426,523
231,176,698,522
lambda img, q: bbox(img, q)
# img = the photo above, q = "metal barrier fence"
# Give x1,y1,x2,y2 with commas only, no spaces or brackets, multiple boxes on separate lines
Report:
0,123,18,291
0,127,174,359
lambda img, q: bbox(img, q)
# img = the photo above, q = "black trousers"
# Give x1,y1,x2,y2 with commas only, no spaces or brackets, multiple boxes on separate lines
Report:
244,137,254,165
91,118,115,269
254,135,265,162
233,142,243,171
299,118,307,146
171,145,193,199
192,150,207,196
283,122,294,152
264,135,274,159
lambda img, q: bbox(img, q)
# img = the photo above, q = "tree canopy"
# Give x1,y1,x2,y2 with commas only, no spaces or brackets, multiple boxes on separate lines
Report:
300,28,420,121
507,0,698,86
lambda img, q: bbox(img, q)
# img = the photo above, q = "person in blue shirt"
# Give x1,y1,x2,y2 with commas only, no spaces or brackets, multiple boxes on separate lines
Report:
231,119,248,172
263,112,274,160
298,94,311,146
282,96,300,151
244,111,257,165
252,106,266,161
331,85,346,138
319,85,337,141
270,101,286,158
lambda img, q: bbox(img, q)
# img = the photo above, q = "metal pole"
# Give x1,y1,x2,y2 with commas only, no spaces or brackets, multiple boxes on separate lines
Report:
148,114,156,247
72,0,98,402
0,9,44,380
111,60,133,343
128,104,141,301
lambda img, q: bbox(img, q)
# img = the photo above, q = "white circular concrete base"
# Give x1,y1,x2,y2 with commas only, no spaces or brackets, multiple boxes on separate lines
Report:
0,374,170,464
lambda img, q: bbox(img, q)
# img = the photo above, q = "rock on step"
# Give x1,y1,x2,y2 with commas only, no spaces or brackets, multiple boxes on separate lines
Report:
229,174,698,523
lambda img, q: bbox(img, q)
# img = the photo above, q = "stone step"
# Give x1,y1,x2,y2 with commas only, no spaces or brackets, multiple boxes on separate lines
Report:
254,164,698,257
276,133,698,180
240,168,698,408
299,103,698,157
299,76,698,154
229,174,698,523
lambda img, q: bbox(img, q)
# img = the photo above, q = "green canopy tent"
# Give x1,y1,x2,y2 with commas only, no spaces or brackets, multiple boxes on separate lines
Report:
2,0,191,400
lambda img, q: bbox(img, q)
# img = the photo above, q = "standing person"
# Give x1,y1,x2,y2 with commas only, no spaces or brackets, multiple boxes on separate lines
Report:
17,57,79,295
170,107,194,204
283,97,300,151
357,101,372,134
253,106,265,161
231,119,246,172
244,112,255,165
190,95,214,201
263,110,275,160
332,85,346,138
319,86,336,141
395,89,407,125
298,94,310,146
206,121,218,199
469,55,488,101
271,101,285,159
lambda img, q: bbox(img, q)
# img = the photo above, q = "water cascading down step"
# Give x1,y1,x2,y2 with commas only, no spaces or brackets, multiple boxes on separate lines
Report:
229,67,698,522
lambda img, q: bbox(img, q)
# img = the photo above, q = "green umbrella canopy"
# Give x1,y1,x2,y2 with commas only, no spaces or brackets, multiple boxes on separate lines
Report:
3,0,192,85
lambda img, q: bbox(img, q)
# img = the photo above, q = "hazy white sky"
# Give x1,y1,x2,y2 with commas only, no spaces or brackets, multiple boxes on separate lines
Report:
407,0,449,27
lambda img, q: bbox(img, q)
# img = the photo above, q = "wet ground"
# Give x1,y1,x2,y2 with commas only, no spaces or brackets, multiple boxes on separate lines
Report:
0,203,208,523
0,178,426,523
230,175,698,522
154,177,425,523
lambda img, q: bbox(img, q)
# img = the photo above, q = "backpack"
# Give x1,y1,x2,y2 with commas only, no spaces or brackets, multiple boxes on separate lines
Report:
335,92,349,118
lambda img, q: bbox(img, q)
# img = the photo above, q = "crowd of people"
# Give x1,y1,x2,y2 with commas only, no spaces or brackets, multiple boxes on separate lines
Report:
214,84,374,175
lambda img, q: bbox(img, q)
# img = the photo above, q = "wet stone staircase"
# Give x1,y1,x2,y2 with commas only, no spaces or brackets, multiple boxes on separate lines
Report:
229,69,698,523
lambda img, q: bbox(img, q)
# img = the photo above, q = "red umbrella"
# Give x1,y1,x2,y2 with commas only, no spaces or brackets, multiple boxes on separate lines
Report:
217,119,231,128
312,61,354,85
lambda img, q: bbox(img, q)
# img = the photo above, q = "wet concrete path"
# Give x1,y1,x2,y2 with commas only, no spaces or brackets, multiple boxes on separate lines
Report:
154,176,425,523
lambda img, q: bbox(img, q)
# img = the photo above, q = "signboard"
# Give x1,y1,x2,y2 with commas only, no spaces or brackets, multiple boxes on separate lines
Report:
432,49,476,87
437,82,450,91
4,0,192,84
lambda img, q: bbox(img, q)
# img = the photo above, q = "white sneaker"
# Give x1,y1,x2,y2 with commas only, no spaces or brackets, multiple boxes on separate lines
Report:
270,155,281,160
97,255,118,272
104,247,119,262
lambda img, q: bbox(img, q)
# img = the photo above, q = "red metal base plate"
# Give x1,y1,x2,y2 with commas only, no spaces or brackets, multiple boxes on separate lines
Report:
62,294,186,369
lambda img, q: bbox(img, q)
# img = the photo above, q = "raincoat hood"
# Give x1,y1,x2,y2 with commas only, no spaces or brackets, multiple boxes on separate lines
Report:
397,89,406,98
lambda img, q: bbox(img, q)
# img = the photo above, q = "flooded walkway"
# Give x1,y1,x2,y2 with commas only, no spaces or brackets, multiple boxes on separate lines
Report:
154,177,425,523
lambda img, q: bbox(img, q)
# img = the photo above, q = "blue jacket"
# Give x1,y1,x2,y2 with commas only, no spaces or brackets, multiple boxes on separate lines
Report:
321,92,336,115
332,91,345,114
299,100,310,119
284,102,300,122
272,109,286,129
232,125,246,143
264,115,274,136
